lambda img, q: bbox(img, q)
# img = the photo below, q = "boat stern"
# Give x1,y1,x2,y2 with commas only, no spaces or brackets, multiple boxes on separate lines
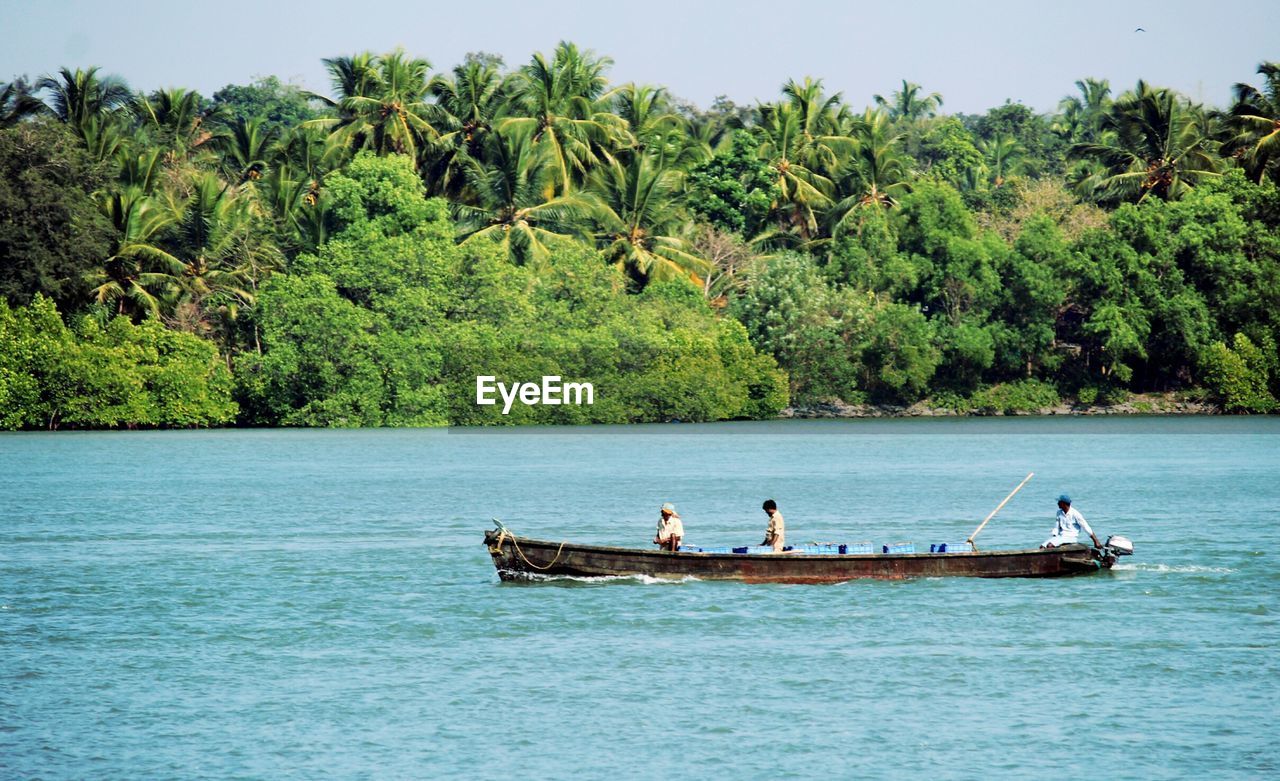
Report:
1096,534,1135,569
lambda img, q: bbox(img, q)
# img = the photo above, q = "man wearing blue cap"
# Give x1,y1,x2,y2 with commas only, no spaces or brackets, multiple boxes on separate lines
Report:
1042,494,1102,549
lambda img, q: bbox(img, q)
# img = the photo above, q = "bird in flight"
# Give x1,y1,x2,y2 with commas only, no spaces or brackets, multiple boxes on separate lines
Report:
1134,27,1146,32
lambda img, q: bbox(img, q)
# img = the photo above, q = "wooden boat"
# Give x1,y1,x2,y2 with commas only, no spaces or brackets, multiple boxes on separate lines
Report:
483,527,1131,583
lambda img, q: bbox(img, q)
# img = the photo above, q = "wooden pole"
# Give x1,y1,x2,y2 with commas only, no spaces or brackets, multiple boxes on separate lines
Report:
967,472,1034,551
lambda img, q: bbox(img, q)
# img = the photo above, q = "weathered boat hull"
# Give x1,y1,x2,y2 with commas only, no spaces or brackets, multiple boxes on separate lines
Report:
483,530,1113,583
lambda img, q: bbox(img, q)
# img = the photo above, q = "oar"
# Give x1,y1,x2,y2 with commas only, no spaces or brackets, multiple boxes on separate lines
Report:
966,472,1034,551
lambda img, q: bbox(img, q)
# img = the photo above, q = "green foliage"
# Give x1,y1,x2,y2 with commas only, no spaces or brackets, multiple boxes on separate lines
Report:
0,121,114,309
240,154,784,426
732,253,860,401
3,51,1279,426
1069,81,1219,204
687,131,776,235
969,101,1064,176
212,76,318,130
859,302,939,403
918,119,984,189
238,154,453,426
1223,62,1280,185
733,254,938,404
235,272,435,426
969,379,1061,414
0,296,236,429
935,320,995,392
1200,333,1278,413
991,216,1067,378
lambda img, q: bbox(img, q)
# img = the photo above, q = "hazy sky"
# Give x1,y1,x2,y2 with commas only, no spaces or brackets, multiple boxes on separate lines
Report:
4,0,1277,113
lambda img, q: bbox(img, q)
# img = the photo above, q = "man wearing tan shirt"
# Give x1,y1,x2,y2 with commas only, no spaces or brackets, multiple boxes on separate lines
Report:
761,499,785,552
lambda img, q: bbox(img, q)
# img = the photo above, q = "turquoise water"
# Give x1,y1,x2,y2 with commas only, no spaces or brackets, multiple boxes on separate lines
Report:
2,418,1278,780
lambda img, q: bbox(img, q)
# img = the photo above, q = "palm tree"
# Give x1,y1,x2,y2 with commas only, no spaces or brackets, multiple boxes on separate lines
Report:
452,126,596,266
752,103,837,240
1,78,46,127
828,109,912,235
277,124,345,183
1224,61,1280,184
88,189,183,317
685,96,750,157
424,58,515,197
163,174,275,342
78,115,129,163
134,87,217,157
874,80,943,121
500,42,630,191
978,134,1025,186
1069,81,1219,202
115,146,164,193
319,52,380,102
1053,78,1111,143
431,57,513,156
784,77,853,141
258,162,330,255
589,149,709,286
751,78,859,241
212,117,283,184
612,83,687,154
264,125,345,251
309,49,443,161
37,66,133,133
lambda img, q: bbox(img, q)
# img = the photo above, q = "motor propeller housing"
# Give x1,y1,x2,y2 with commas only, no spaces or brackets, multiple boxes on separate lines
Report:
1104,535,1134,556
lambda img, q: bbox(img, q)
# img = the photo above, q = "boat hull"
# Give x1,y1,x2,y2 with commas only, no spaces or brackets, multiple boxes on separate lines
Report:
483,530,1112,583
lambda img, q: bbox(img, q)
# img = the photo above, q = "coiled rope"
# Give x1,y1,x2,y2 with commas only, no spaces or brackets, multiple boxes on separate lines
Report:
489,521,567,572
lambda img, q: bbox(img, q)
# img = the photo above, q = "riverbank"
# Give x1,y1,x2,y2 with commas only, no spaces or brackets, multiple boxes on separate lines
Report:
781,392,1223,418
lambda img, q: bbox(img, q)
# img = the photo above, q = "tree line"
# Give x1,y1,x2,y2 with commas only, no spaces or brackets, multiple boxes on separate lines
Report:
1,45,1278,427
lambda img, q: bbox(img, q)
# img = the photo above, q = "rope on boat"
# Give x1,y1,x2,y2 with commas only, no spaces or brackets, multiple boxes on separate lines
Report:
489,521,567,572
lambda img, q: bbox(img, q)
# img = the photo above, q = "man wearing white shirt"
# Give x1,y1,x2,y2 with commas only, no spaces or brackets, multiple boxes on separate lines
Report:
1042,494,1102,549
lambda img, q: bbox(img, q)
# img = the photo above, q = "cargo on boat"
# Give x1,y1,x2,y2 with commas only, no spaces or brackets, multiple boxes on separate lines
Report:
483,526,1134,583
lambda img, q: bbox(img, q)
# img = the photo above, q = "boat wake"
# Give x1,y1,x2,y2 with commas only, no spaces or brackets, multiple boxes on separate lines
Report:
498,570,701,585
1112,562,1236,574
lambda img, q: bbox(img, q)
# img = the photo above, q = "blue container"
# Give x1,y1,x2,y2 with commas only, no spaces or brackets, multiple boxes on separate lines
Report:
746,546,779,554
883,542,915,554
797,544,841,555
941,542,971,553
699,546,732,554
732,546,749,554
678,545,702,552
843,542,874,555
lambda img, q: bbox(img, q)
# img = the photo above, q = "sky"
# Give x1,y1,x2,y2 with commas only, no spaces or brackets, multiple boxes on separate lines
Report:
3,0,1278,114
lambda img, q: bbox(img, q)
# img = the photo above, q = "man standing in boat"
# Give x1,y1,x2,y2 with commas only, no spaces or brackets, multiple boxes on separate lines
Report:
654,503,683,551
1042,494,1102,549
761,499,785,552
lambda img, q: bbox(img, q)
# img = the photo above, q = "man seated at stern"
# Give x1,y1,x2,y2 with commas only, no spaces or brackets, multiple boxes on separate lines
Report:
1042,494,1102,549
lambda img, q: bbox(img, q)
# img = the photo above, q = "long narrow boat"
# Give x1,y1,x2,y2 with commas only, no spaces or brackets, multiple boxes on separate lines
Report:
483,527,1133,583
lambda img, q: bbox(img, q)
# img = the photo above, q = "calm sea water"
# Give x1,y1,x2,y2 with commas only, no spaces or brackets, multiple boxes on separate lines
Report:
2,418,1277,780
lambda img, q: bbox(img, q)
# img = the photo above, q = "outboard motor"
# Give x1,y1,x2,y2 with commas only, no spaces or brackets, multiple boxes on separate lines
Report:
1094,534,1134,568
1105,535,1134,556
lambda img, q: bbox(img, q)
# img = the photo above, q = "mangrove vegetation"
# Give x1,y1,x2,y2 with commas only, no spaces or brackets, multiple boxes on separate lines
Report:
2,47,1279,426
